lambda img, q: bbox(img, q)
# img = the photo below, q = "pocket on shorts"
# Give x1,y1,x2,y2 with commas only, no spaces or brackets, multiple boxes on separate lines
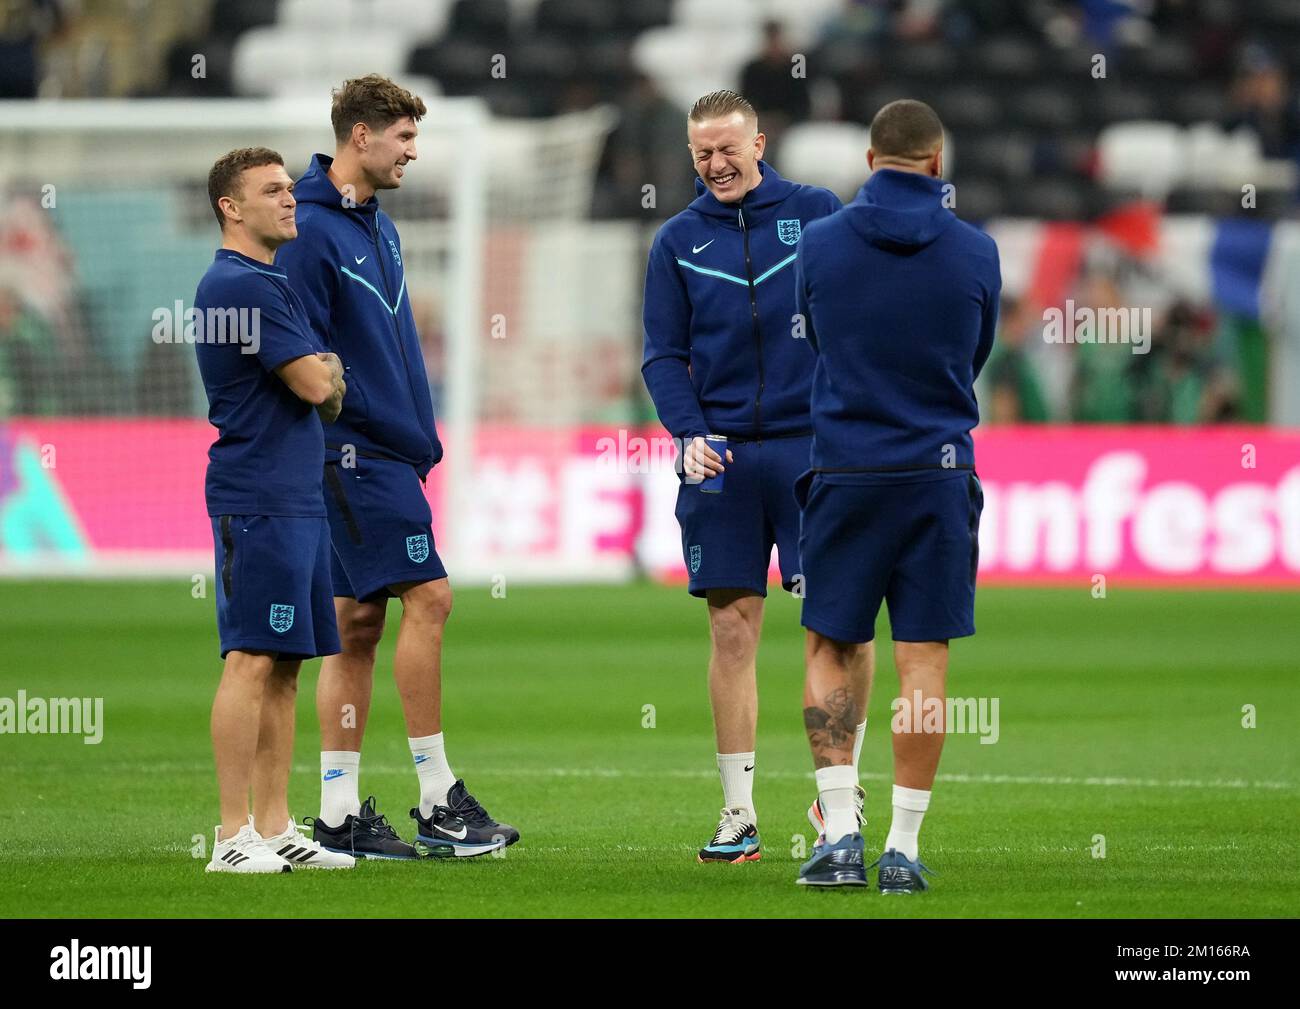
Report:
219,515,235,597
967,472,984,585
324,462,364,546
792,468,816,510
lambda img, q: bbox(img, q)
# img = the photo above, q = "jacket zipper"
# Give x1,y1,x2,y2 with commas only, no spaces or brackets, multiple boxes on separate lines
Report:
737,202,763,441
371,215,424,419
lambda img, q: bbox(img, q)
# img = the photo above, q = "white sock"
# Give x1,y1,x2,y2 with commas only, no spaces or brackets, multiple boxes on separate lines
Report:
852,718,867,772
815,764,860,844
885,784,931,861
320,750,361,827
410,733,456,818
717,752,756,821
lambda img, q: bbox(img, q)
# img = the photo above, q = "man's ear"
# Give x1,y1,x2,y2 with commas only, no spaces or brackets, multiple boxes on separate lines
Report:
932,148,944,178
753,131,766,160
867,148,876,171
350,121,369,152
219,195,240,227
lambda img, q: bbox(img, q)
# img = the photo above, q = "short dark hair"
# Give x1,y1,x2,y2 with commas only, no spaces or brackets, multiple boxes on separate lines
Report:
207,146,283,229
331,74,427,145
688,89,757,127
869,99,944,160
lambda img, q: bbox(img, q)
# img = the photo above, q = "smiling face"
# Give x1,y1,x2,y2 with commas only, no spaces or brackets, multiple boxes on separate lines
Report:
220,162,297,247
687,111,766,203
359,115,418,192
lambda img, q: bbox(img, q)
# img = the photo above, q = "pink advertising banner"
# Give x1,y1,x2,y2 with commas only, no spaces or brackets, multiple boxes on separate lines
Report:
2,420,1297,585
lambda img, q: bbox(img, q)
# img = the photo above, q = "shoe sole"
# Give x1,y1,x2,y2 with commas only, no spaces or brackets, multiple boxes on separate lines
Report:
415,834,508,858
318,843,421,862
797,876,868,887
697,849,761,864
205,863,292,874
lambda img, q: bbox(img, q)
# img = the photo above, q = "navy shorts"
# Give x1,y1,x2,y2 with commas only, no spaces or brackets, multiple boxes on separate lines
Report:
674,435,810,598
798,470,984,643
210,514,340,660
323,456,448,602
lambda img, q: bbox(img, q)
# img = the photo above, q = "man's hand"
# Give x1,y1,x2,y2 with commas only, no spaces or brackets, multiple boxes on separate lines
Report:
315,352,346,423
682,436,733,482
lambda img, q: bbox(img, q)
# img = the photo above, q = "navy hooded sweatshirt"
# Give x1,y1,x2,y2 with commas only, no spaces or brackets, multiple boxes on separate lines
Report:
642,161,841,441
275,154,441,478
794,168,1001,478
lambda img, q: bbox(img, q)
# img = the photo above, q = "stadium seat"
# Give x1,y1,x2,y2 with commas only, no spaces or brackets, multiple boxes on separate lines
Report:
208,0,281,39
233,28,410,96
279,0,454,39
777,122,870,200
447,0,514,42
631,25,762,111
970,33,1042,78
1097,121,1187,199
534,0,616,41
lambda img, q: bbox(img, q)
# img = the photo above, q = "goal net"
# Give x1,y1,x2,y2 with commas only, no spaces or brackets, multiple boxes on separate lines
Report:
0,96,619,581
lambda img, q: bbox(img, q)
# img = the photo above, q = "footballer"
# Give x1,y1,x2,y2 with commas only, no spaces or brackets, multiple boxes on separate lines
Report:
641,90,846,863
792,100,1001,889
275,75,517,859
194,147,352,873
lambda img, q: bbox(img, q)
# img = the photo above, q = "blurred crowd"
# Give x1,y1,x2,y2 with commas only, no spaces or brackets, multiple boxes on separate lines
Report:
1,0,1292,424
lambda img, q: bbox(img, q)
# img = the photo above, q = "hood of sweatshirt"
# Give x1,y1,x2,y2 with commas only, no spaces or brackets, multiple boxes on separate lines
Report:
687,160,803,223
841,168,954,252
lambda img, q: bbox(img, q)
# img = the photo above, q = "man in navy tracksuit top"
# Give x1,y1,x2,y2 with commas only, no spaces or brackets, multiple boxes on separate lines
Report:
275,75,517,860
792,100,1001,891
641,90,842,863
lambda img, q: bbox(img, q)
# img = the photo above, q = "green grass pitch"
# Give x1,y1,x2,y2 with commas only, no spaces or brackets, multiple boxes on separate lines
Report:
2,580,1297,918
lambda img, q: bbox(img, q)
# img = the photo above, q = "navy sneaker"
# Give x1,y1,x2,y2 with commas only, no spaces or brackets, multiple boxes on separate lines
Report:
306,796,424,860
410,783,514,859
444,779,520,848
796,832,868,887
697,807,761,864
872,848,934,893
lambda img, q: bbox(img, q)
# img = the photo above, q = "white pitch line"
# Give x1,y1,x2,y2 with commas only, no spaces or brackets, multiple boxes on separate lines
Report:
6,764,1293,792
293,764,1295,791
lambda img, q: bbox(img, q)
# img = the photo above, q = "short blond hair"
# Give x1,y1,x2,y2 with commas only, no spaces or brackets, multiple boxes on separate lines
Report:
688,89,757,127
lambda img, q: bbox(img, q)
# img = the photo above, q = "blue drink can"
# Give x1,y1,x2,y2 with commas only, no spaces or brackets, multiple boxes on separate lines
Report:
700,434,727,494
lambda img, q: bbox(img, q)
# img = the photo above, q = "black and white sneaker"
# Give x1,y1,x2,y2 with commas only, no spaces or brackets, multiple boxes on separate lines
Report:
410,781,517,858
305,796,424,860
444,780,520,848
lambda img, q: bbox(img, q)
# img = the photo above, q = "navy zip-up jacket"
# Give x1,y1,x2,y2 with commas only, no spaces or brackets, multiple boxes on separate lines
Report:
794,168,1001,477
275,154,442,478
642,161,841,441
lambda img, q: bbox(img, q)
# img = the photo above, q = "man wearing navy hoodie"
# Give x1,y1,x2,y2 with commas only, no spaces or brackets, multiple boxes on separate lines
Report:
792,100,1000,890
642,90,842,863
276,75,517,860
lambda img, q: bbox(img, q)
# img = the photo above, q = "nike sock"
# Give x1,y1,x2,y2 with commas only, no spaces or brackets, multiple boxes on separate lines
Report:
815,764,860,845
852,718,867,773
320,750,361,827
411,733,456,818
885,784,931,861
717,751,756,821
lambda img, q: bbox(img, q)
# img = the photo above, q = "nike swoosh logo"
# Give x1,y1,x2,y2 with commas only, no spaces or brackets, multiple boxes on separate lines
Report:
322,769,345,781
692,240,714,254
744,765,754,772
354,255,367,265
434,822,468,840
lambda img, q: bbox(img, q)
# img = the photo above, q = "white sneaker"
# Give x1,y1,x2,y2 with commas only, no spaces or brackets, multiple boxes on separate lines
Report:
808,785,867,846
206,823,293,874
257,817,355,869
